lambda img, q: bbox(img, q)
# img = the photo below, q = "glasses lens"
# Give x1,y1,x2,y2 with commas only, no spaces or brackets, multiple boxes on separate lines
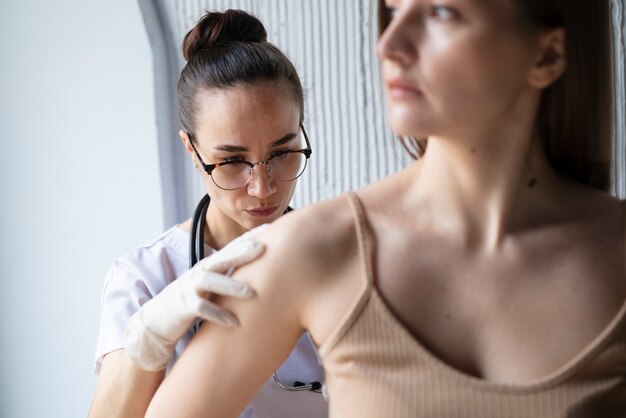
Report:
211,162,251,190
271,152,307,182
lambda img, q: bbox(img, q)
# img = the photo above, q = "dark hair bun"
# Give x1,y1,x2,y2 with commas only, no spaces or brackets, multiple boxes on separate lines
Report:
182,9,268,61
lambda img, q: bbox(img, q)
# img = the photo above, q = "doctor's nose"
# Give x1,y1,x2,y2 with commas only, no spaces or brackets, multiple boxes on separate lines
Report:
247,165,277,198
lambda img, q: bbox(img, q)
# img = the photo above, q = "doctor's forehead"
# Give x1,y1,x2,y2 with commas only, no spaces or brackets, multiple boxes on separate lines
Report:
197,82,299,116
194,109,300,144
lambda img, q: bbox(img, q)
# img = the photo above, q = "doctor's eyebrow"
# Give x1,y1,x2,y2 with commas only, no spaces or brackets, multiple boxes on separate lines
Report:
211,132,299,153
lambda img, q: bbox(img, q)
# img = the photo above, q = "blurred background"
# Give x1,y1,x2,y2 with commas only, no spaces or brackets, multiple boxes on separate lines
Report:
0,1,624,417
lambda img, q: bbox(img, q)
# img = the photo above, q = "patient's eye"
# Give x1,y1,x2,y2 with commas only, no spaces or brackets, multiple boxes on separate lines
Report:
383,0,398,20
428,5,459,22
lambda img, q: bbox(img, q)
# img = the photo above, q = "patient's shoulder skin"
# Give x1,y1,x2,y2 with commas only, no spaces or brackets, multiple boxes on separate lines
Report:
234,193,364,346
145,195,365,418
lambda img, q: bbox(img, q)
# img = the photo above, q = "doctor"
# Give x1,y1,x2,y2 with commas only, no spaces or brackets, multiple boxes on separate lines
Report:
88,9,326,418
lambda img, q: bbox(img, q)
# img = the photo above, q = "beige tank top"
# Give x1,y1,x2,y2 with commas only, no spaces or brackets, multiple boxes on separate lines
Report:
318,192,626,418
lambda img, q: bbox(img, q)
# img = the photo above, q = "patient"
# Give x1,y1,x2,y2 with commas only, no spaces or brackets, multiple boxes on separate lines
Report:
147,0,626,416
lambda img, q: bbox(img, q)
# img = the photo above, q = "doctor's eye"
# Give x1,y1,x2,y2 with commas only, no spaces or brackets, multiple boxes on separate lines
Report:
270,149,292,158
221,156,245,163
428,5,459,21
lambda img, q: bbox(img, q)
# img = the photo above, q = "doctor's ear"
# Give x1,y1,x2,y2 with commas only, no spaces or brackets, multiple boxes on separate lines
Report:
179,130,195,156
179,130,201,170
528,28,566,89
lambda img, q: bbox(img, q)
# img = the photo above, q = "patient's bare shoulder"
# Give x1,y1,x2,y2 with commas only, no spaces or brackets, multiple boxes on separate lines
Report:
260,194,358,288
270,196,357,266
233,194,362,341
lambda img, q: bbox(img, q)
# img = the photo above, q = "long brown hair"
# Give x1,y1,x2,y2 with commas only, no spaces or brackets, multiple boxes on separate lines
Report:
378,0,613,191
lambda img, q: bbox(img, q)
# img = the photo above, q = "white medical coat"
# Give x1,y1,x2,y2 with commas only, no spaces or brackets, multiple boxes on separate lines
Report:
94,226,327,418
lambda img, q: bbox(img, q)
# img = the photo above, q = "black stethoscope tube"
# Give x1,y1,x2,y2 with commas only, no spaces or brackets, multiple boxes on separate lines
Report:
187,195,321,394
189,194,211,268
189,194,293,268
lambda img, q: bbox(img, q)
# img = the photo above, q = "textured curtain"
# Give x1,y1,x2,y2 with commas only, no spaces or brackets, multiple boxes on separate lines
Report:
612,0,626,198
141,0,626,225
172,0,411,217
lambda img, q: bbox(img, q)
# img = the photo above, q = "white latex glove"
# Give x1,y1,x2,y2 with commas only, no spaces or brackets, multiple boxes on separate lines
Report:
123,225,267,371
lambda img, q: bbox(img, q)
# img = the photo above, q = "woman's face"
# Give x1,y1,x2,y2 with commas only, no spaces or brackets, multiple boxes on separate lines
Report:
187,81,303,231
378,0,540,139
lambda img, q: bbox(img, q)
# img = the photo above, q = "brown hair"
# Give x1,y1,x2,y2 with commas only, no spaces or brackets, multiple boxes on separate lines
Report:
378,0,613,191
178,9,304,137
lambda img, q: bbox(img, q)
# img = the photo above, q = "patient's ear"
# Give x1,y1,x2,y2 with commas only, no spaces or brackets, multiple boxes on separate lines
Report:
528,28,566,89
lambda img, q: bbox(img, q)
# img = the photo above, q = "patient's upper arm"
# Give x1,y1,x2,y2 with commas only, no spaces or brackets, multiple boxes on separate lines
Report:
145,218,314,418
145,198,355,418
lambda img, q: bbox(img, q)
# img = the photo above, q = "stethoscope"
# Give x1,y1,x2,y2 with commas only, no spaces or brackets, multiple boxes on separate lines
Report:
189,194,323,394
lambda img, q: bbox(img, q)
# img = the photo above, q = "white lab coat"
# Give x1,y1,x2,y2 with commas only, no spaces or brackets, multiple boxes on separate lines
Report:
94,226,327,418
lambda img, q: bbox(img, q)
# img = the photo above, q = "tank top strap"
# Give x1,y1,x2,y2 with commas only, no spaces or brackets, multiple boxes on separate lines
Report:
318,192,375,357
345,191,375,287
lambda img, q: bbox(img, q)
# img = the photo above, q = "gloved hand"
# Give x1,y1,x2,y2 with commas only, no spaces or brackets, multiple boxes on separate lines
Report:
123,225,267,371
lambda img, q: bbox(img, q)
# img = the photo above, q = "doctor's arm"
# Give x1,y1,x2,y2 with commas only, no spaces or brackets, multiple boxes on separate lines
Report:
88,350,165,418
145,230,321,418
88,235,265,418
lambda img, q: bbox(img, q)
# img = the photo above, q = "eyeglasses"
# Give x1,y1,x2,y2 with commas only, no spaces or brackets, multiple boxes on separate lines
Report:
187,125,312,191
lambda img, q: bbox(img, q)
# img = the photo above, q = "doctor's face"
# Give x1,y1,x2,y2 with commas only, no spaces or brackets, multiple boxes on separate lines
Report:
188,81,303,231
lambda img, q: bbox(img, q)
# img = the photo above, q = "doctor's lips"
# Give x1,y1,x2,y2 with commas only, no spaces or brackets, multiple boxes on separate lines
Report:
245,206,278,217
386,79,423,99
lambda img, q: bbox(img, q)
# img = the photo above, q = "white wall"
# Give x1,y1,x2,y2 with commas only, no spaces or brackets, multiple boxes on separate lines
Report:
0,1,163,417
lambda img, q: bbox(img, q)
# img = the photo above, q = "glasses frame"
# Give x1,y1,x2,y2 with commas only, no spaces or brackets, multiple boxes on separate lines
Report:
187,124,312,191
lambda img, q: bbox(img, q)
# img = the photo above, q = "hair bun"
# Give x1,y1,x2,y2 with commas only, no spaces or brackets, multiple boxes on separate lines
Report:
182,9,268,61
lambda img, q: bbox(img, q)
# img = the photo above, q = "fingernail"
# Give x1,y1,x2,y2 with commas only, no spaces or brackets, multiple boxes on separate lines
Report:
220,313,239,327
238,285,255,297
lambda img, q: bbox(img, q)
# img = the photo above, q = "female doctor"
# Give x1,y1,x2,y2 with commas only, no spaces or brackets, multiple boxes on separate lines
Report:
87,9,326,418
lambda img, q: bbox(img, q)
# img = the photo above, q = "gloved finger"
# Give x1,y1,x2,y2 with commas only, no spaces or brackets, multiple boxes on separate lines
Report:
195,299,239,327
200,239,266,272
193,271,255,298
